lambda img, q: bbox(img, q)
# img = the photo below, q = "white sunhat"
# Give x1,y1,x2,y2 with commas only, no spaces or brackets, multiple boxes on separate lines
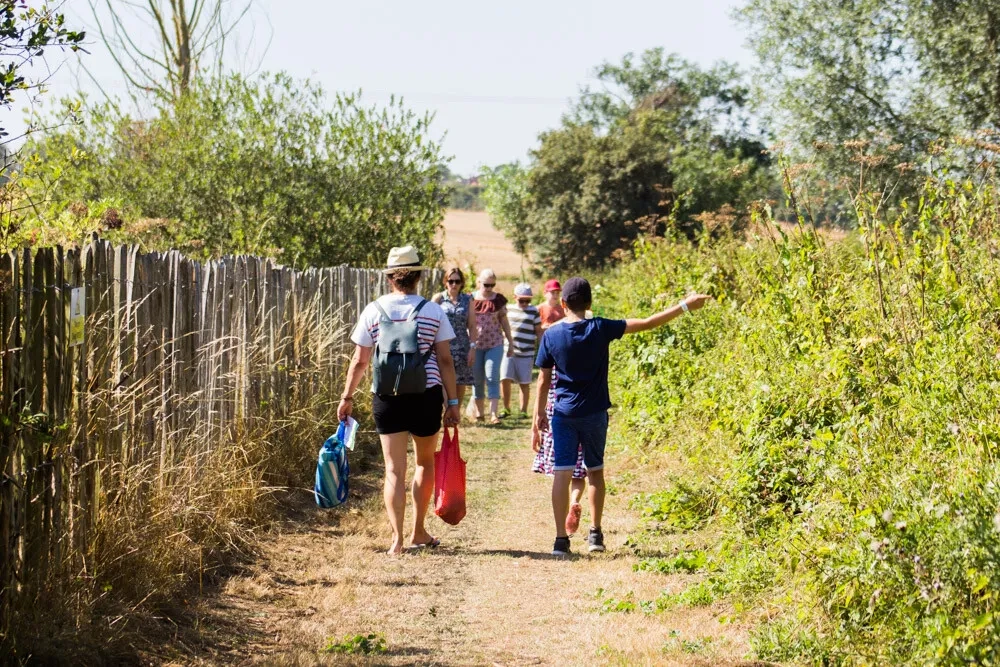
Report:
514,283,533,297
383,245,428,274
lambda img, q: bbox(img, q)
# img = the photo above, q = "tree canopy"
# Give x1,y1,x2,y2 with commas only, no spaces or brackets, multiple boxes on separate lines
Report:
484,48,774,274
738,0,1000,199
0,1,84,141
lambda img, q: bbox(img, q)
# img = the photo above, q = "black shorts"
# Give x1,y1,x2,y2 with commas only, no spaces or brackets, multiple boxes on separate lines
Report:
371,386,445,437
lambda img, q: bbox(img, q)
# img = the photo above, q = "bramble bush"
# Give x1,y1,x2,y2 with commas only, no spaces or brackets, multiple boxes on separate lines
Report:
604,163,1000,663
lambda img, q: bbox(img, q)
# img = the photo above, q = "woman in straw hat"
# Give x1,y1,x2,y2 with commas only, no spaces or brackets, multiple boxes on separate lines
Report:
338,246,461,555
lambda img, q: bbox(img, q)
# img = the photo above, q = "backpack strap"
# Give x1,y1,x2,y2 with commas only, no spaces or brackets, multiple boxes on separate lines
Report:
407,298,428,321
408,299,436,364
372,300,393,323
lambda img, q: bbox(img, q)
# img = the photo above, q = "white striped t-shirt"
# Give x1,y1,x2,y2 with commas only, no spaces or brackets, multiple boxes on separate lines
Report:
351,294,456,390
506,304,541,357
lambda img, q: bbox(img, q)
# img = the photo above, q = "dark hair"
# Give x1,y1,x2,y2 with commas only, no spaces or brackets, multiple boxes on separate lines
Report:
387,269,422,291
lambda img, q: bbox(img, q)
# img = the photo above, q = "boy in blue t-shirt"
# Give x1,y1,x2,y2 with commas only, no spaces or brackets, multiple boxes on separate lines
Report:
534,277,710,555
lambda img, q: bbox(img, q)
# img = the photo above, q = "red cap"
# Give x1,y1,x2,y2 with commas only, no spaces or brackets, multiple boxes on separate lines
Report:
544,279,561,292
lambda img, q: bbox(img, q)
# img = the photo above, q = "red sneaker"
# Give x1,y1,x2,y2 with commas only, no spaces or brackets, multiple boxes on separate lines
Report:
566,503,582,535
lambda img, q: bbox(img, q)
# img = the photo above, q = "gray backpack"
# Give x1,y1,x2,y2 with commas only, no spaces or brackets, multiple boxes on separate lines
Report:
372,299,433,396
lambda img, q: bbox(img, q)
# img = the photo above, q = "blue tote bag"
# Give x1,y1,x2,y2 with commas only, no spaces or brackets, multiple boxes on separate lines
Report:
314,422,349,508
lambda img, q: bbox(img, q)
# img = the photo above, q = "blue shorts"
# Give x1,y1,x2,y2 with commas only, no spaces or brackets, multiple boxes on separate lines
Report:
551,410,608,472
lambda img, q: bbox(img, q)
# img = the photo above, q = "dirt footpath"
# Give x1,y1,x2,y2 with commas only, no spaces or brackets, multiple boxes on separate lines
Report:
169,418,755,666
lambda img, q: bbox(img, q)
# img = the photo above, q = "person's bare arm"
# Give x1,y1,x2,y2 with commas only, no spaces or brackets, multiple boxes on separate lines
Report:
467,304,477,343
533,367,552,433
338,345,373,421
499,309,514,356
466,305,478,366
624,294,712,335
431,292,443,304
435,340,461,426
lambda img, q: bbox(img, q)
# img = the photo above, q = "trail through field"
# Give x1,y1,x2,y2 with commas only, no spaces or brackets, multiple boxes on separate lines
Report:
172,417,757,666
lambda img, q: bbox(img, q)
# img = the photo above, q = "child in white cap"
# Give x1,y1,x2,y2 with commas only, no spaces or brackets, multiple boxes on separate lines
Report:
500,283,542,418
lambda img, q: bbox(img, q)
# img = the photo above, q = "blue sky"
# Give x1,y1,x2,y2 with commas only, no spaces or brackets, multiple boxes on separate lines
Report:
28,0,751,175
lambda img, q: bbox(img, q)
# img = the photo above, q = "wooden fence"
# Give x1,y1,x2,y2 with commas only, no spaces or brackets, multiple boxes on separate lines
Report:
0,238,441,626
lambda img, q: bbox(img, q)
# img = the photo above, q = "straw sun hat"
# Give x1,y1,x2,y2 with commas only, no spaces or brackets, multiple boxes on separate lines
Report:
382,245,428,274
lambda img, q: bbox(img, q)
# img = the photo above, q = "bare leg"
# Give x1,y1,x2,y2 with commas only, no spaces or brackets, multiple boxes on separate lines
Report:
552,470,574,538
489,398,500,420
586,468,606,531
570,478,586,505
501,379,512,412
518,383,531,413
456,385,466,407
475,398,485,419
410,432,439,545
379,432,409,554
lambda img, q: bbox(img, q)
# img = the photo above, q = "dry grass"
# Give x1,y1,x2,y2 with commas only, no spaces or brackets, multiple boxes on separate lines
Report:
6,291,356,661
159,413,757,666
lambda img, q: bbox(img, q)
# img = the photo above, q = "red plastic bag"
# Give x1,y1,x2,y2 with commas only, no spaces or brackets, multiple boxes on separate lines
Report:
434,426,466,525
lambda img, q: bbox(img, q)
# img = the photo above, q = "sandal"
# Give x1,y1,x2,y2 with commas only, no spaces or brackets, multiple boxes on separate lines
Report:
406,537,441,550
489,415,502,425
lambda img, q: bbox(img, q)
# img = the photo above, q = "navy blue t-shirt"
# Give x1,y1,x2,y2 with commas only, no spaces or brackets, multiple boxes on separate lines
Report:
535,317,627,417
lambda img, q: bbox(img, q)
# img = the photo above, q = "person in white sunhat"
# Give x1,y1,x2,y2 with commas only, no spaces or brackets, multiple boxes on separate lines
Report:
500,283,542,418
338,245,461,556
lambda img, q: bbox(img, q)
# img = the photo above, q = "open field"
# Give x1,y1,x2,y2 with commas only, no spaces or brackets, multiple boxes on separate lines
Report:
439,210,525,291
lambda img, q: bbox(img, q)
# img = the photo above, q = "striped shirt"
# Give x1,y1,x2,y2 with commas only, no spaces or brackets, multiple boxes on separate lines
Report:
351,294,456,389
506,304,541,357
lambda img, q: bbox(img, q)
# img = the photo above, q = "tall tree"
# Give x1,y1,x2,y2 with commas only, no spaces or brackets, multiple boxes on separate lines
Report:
480,162,530,258
491,49,773,273
738,0,1000,198
89,0,258,102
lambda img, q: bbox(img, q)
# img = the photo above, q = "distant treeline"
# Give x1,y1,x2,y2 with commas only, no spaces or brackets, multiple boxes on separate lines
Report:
439,167,484,211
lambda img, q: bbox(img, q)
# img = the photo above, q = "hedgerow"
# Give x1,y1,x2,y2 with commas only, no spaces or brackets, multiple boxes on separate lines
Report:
604,172,1000,663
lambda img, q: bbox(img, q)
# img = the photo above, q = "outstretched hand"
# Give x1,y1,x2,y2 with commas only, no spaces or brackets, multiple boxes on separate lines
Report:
683,293,713,311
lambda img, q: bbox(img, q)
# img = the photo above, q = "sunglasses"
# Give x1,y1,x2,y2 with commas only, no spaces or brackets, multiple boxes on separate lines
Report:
483,283,496,288
446,279,463,285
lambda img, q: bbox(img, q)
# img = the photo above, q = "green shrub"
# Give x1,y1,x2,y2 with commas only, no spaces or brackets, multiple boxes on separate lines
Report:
635,480,716,532
634,551,708,574
602,172,1000,662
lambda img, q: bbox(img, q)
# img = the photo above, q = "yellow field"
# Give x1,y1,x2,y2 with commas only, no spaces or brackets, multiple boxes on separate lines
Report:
438,210,528,294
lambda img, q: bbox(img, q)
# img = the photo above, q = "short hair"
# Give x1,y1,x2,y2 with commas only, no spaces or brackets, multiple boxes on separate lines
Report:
443,266,465,286
387,269,422,291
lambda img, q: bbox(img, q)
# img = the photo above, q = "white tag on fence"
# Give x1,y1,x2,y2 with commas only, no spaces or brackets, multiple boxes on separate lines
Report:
70,287,85,346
